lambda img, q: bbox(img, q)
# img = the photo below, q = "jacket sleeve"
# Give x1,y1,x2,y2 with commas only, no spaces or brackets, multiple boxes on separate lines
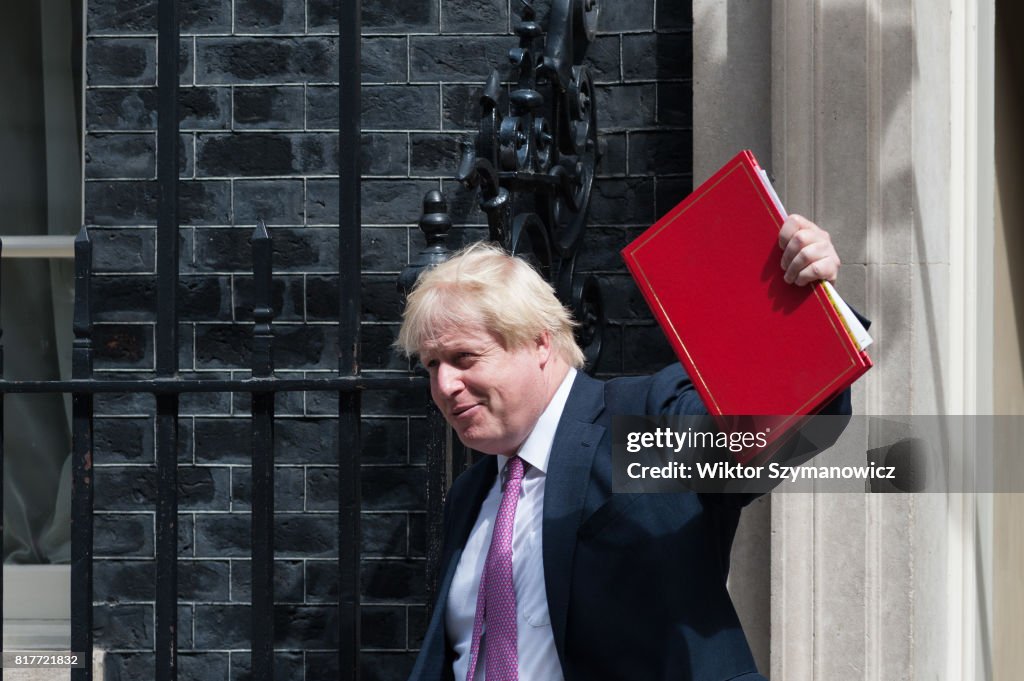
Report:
642,362,856,504
645,363,709,416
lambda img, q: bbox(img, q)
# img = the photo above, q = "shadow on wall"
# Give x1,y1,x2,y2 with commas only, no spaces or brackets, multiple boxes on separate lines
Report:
995,0,1024,390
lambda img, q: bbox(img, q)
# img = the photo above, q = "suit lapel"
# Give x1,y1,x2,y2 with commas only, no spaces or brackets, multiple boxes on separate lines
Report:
542,372,606,662
447,457,499,565
413,458,498,681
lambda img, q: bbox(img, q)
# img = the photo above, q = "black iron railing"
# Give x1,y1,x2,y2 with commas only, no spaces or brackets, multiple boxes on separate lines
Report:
2,217,442,681
3,220,444,680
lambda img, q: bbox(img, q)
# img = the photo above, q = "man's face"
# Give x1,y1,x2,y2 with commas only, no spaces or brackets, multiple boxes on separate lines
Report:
419,325,552,457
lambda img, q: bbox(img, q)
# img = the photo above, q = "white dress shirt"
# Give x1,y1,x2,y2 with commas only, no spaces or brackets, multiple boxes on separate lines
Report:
445,368,577,681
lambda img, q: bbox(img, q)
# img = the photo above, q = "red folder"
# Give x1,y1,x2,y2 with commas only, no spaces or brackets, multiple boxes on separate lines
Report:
621,150,871,461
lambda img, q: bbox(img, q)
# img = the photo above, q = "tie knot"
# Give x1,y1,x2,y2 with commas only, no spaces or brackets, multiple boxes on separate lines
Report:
505,455,526,484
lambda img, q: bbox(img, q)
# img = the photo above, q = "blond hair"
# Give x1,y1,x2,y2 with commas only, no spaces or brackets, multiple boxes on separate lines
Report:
396,242,586,368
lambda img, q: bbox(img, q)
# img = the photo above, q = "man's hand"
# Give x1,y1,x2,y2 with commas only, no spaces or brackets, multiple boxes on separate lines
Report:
778,214,840,286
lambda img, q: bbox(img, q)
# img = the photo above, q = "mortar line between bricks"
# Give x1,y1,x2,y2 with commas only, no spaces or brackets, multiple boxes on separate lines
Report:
360,80,443,85
228,271,236,322
97,648,349,655
404,79,525,86
202,31,345,37
238,81,385,86
94,557,236,563
87,80,458,88
87,172,440,180
191,128,470,135
192,321,199,372
404,601,411,650
86,125,505,134
402,30,519,37
115,598,346,602
87,128,162,133
621,79,693,87
360,648,425,653
229,126,317,133
300,272,308,323
597,27,693,36
69,30,424,37
96,510,155,515
86,175,158,182
85,85,155,90
435,82,442,139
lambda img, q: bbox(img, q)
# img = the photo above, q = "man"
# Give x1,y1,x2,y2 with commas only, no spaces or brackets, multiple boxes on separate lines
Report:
397,216,849,681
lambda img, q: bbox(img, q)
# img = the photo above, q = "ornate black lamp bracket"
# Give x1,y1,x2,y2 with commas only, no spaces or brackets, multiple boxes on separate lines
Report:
400,0,605,372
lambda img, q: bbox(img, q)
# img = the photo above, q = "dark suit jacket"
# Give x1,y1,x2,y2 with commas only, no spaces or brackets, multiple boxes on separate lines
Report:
410,364,852,681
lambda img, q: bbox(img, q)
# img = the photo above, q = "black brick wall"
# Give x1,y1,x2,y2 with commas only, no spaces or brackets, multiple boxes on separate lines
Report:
84,0,692,678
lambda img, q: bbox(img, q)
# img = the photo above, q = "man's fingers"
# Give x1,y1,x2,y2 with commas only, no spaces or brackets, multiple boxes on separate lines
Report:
777,213,815,250
784,242,839,284
780,222,828,270
790,253,840,286
778,214,840,285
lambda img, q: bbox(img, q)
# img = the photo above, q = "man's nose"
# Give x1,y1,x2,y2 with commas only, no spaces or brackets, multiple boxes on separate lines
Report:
434,363,463,398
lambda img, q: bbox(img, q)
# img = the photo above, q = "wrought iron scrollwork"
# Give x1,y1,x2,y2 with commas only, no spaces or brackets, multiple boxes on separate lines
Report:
402,0,605,372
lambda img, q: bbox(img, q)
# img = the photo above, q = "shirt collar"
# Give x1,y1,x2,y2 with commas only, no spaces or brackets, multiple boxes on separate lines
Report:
497,367,577,476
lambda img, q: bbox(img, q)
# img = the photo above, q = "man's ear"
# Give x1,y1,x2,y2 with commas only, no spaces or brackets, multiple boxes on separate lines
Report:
535,331,554,366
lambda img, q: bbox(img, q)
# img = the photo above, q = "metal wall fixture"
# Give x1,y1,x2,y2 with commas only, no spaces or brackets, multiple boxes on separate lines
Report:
0,236,76,258
402,0,606,371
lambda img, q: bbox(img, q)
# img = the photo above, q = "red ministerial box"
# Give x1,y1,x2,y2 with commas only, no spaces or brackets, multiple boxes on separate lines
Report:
621,150,871,461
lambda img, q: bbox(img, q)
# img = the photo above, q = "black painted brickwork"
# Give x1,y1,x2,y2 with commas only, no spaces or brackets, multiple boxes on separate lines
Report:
84,0,692,678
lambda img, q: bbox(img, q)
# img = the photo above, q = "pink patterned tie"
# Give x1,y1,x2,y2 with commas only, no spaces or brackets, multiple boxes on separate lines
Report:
466,456,526,681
